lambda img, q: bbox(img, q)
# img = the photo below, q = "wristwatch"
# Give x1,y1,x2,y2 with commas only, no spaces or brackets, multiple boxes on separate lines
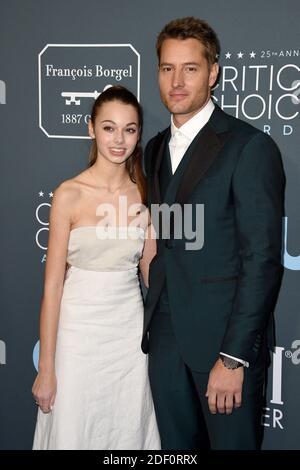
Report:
219,355,244,369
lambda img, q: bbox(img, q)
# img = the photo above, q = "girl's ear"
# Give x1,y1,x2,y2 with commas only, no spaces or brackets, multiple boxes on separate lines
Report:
88,120,95,139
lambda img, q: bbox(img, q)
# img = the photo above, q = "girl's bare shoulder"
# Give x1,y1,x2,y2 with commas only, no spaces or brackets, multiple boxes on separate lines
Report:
54,170,92,202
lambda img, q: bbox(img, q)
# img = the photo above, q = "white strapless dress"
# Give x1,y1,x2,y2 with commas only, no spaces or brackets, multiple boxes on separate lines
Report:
33,226,160,450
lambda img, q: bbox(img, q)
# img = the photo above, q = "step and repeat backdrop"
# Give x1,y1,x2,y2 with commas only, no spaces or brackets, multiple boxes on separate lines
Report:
0,0,299,449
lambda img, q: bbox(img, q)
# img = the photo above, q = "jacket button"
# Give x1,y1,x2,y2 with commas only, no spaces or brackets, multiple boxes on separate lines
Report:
165,239,175,249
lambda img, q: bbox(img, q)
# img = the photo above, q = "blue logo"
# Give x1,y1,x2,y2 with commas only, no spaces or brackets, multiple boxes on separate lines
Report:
33,341,40,371
283,217,300,270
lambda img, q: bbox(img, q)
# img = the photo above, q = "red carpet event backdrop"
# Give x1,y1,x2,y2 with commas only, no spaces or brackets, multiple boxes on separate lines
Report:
0,0,299,449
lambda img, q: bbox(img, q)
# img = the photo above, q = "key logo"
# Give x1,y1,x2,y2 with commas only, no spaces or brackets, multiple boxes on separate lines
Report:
38,44,140,139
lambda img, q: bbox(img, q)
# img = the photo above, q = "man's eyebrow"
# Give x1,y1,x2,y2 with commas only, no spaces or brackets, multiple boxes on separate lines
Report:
159,62,200,66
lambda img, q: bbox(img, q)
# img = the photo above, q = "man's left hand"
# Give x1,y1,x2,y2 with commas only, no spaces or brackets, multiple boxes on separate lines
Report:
205,358,244,415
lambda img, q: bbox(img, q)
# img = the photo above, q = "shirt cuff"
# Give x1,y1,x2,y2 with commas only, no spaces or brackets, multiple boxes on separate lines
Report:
220,352,249,368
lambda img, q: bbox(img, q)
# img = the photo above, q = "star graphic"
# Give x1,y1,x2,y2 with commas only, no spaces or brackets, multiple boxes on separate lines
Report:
49,192,54,198
39,191,44,197
250,51,256,58
237,52,244,59
225,52,231,59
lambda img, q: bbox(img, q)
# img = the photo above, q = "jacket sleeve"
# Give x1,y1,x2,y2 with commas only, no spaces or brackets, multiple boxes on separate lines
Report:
144,136,157,177
143,136,159,207
221,131,285,365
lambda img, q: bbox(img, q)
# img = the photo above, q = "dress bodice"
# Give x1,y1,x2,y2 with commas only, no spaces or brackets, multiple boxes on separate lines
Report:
67,226,145,272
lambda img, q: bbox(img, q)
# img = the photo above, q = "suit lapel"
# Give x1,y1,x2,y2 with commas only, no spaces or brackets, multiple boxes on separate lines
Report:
151,128,170,204
176,106,231,206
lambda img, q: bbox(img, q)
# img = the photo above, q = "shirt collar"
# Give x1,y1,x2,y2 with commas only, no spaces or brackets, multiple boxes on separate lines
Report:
170,99,215,142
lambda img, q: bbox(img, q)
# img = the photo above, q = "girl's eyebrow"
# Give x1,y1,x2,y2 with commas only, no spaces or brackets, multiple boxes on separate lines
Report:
100,120,138,126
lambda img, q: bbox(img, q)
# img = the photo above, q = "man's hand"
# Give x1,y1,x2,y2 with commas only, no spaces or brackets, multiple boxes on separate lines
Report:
205,358,244,415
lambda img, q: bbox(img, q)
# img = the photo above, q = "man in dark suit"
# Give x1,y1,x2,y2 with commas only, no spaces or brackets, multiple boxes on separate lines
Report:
142,17,285,450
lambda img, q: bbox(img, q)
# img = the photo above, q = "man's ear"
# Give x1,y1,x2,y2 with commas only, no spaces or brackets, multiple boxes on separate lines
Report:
209,62,219,88
88,120,95,139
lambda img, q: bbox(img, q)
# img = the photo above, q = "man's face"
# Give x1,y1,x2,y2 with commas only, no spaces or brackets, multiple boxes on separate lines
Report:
158,38,219,127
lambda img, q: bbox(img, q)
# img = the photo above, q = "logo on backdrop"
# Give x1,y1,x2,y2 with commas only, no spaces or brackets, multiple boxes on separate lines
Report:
35,190,52,262
0,80,6,104
33,341,39,371
38,44,140,139
214,48,300,136
0,340,6,365
283,216,300,270
262,340,300,430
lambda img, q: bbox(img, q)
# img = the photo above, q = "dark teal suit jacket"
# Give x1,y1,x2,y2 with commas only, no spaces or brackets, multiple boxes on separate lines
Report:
142,105,285,372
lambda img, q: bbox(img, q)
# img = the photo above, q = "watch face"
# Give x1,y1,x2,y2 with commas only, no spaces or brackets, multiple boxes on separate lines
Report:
221,356,242,369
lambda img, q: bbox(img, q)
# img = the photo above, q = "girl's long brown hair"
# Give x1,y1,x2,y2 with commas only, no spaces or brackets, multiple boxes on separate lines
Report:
88,86,146,204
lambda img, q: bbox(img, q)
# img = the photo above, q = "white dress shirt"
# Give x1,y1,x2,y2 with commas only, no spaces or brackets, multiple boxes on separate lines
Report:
168,99,249,368
169,99,215,174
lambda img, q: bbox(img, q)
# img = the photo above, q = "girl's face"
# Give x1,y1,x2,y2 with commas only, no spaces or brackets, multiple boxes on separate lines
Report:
89,100,139,166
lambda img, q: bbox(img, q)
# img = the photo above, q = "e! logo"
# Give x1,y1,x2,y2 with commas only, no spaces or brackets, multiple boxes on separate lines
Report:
0,339,6,365
0,80,6,104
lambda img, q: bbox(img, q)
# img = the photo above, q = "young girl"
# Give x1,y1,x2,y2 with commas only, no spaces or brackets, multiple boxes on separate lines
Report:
32,86,160,450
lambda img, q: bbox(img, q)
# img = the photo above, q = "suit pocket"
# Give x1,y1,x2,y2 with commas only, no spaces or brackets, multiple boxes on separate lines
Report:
200,275,238,284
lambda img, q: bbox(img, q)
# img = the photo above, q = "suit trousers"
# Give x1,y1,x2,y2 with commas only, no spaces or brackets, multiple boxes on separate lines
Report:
148,304,267,450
